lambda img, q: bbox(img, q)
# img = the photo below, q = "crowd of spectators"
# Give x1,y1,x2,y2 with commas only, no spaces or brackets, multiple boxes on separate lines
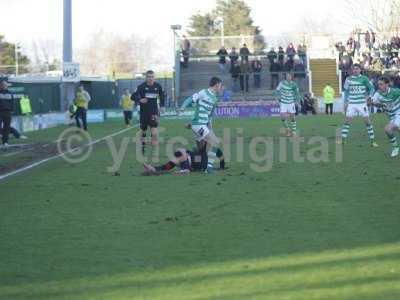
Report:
214,43,308,93
180,36,309,94
337,30,400,86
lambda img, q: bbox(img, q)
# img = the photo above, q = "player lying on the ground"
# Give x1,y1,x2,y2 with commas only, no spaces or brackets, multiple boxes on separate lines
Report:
368,76,400,158
275,73,301,137
339,64,378,147
143,146,226,175
180,77,223,173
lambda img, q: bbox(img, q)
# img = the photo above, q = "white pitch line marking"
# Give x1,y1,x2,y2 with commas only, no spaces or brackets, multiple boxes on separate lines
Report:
0,125,137,181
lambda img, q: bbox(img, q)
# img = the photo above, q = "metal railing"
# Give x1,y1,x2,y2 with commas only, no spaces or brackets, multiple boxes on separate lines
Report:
179,70,310,102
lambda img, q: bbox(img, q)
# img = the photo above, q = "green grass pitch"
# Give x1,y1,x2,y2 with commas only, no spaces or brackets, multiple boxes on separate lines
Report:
0,114,399,300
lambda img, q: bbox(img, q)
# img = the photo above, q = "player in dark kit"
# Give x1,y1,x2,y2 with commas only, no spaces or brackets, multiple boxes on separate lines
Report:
132,70,165,155
143,146,226,175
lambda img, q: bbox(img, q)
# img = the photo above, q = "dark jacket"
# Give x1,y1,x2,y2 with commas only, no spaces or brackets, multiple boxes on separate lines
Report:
294,63,306,78
267,50,277,63
284,60,294,72
240,47,251,60
231,65,241,78
217,48,228,64
270,62,282,74
0,89,14,112
278,49,285,62
133,82,164,115
251,61,262,73
229,51,239,64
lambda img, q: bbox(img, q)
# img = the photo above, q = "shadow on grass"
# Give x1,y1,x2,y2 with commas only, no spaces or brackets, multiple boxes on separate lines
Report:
2,244,400,300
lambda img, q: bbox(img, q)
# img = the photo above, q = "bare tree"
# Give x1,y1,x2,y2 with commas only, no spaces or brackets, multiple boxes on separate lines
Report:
77,30,107,74
345,0,400,40
76,31,160,76
30,39,61,72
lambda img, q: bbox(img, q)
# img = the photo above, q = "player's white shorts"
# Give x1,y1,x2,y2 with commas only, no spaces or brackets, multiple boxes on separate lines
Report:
280,103,296,114
192,125,211,141
346,103,370,118
390,114,400,128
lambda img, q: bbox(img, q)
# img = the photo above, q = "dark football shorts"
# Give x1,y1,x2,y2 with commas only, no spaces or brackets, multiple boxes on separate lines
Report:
140,113,158,131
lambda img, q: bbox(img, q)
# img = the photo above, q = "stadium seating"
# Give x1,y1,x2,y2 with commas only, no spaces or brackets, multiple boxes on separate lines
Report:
179,57,308,102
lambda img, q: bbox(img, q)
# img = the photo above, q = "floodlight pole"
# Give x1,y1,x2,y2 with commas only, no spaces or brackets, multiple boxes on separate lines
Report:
221,18,224,47
14,43,19,76
61,0,75,112
63,0,73,63
170,25,182,108
215,16,224,47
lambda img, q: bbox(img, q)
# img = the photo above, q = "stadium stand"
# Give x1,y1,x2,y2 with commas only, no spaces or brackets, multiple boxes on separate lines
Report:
178,53,310,102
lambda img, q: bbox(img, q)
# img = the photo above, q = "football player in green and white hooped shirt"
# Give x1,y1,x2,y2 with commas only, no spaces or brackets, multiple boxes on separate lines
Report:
276,73,301,137
340,64,378,147
180,77,223,173
369,77,400,157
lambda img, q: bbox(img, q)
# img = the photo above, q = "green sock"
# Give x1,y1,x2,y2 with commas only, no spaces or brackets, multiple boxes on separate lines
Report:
290,121,297,133
342,124,350,139
207,147,217,169
366,124,375,141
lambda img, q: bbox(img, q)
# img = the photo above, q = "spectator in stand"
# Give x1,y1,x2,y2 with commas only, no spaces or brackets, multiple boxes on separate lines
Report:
392,73,400,88
293,58,306,86
354,39,361,55
340,53,353,84
323,83,335,115
267,48,277,64
286,43,296,61
382,45,391,68
230,60,241,92
278,46,285,66
181,35,191,68
347,37,356,57
392,57,400,70
270,58,282,89
284,57,294,72
346,36,353,49
371,31,376,45
229,47,239,71
336,42,346,61
239,60,250,92
297,44,307,65
361,53,372,70
216,46,228,74
240,44,250,62
391,35,400,50
251,58,262,88
301,93,317,115
371,56,384,73
365,31,372,50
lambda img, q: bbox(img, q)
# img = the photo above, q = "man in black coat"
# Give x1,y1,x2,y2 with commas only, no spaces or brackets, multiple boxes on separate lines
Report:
0,80,14,147
240,44,251,62
230,61,241,92
270,59,282,89
267,48,277,65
